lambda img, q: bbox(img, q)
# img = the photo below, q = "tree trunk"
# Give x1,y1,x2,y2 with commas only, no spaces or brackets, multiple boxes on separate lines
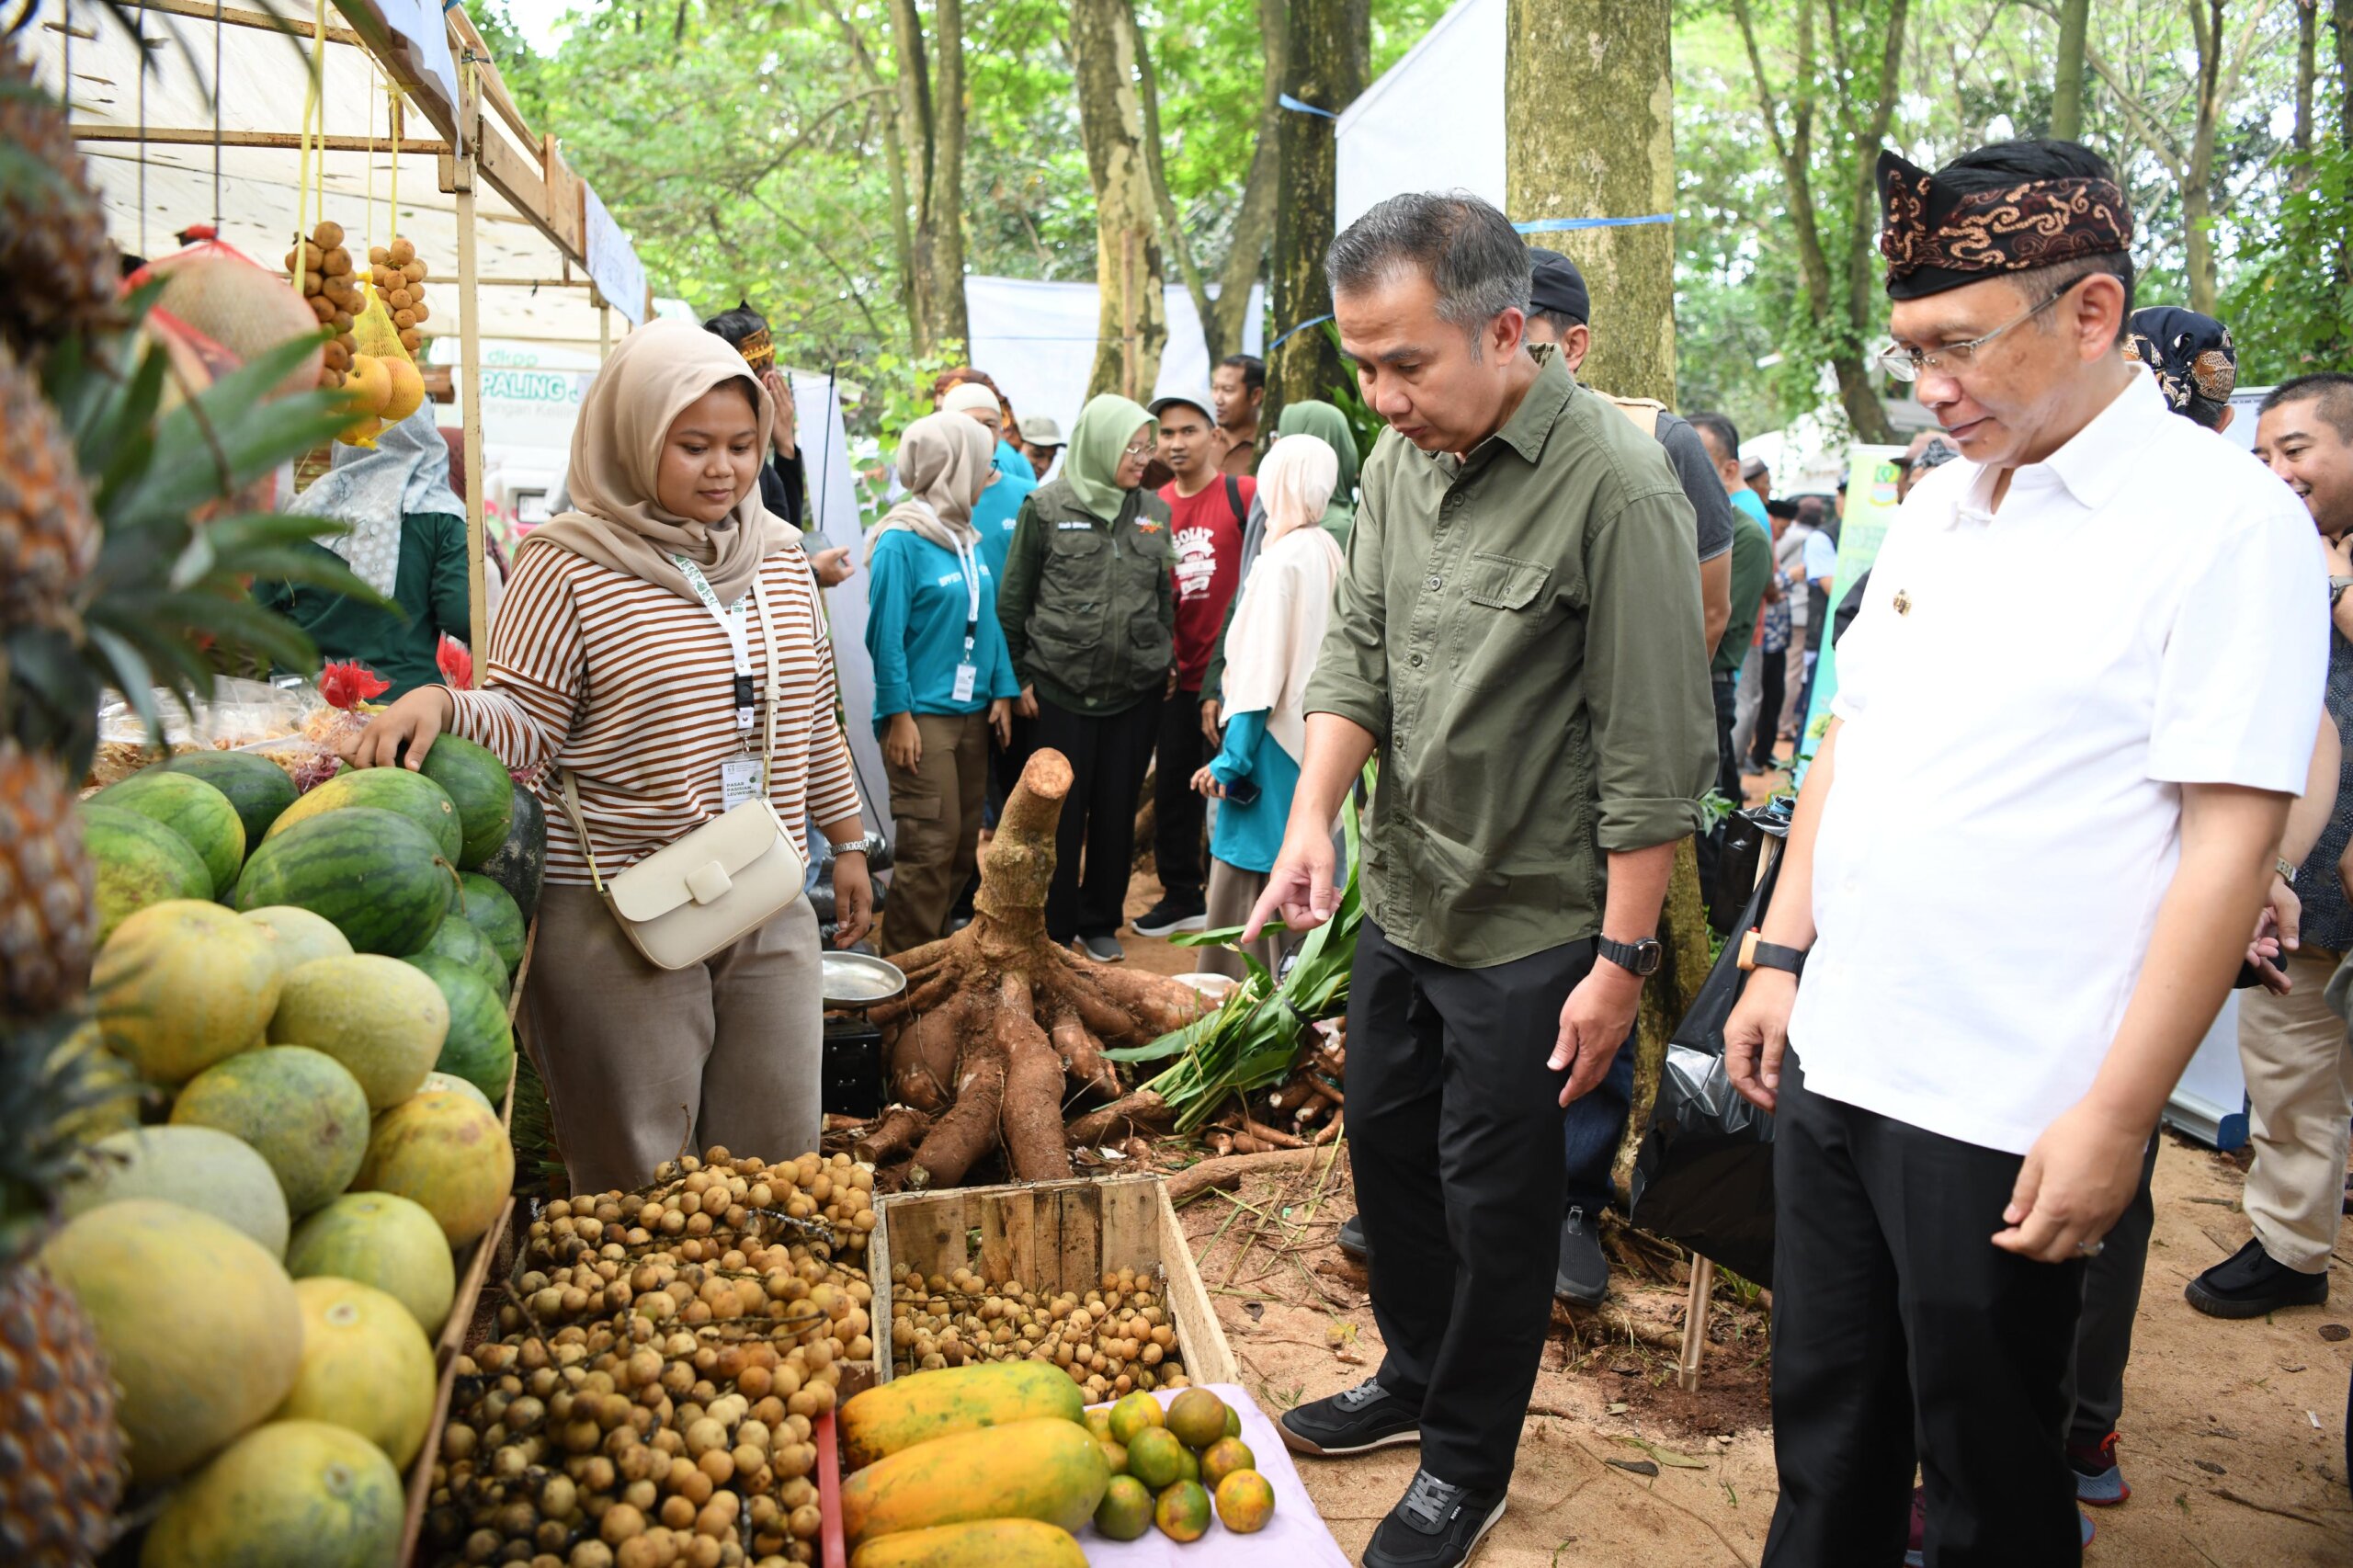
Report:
2052,0,2090,139
1270,0,1367,414
1135,22,1217,351
2185,0,2225,316
868,752,1211,1188
2295,0,2318,165
821,1,919,346
888,0,971,354
1837,0,1908,444
1506,0,1677,403
1071,0,1169,398
1203,0,1289,363
2339,0,2353,142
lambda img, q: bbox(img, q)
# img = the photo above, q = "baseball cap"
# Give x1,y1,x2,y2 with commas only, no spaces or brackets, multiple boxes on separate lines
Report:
1018,414,1065,447
1147,391,1216,424
1527,248,1590,324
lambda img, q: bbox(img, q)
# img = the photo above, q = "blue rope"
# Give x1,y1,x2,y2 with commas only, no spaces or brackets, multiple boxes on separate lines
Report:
1279,93,1339,119
1513,212,1676,233
1267,313,1334,353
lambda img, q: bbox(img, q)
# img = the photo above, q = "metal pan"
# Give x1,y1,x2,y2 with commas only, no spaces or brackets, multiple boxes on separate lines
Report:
820,949,906,1010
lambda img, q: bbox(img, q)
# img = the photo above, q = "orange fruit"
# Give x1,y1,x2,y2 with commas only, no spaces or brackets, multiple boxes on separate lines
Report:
1214,1469,1275,1533
1108,1391,1164,1446
1154,1480,1211,1542
1125,1426,1184,1490
1098,1439,1126,1475
343,354,392,416
335,414,383,448
1095,1475,1152,1541
1165,1386,1228,1449
380,358,425,424
1200,1436,1256,1491
1083,1407,1113,1443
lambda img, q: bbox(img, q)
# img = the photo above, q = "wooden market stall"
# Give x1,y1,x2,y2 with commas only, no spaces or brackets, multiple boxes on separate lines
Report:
27,0,650,665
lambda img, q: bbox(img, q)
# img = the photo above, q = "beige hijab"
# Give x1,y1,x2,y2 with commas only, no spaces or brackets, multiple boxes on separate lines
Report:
866,413,995,564
523,316,788,606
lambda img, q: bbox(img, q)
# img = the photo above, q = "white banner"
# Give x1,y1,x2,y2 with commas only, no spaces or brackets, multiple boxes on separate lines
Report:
582,185,648,326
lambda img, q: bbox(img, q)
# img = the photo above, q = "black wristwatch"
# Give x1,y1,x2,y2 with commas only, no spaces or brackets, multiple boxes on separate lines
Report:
1736,930,1808,979
1597,936,1663,977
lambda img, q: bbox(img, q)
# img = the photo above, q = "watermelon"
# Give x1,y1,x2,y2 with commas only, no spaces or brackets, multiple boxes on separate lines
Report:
233,808,451,956
410,916,505,995
404,955,513,1103
416,735,514,869
78,803,213,944
263,768,462,863
473,786,544,921
450,873,526,974
97,771,245,897
157,751,298,857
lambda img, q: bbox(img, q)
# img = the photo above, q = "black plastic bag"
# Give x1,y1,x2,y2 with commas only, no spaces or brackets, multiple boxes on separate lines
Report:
1629,815,1784,1286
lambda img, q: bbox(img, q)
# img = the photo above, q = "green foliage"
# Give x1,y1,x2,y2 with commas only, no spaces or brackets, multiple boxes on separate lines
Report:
2225,142,2353,382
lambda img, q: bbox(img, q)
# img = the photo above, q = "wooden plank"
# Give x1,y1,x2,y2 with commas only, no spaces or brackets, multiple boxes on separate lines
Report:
472,123,551,244
541,135,585,256
1677,1256,1715,1393
121,0,363,46
72,126,449,154
866,1203,897,1385
455,147,488,675
978,1188,1036,1290
1156,1184,1238,1387
396,1193,517,1562
1098,1175,1157,1277
1057,1182,1099,1295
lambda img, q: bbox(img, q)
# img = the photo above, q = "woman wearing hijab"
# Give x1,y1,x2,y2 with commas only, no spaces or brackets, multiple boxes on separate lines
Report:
259,408,472,698
866,414,1020,954
1190,435,1345,982
995,394,1175,962
351,318,872,1194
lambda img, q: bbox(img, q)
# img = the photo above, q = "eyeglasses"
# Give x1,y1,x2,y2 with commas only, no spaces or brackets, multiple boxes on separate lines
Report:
1876,278,2086,382
1121,439,1155,459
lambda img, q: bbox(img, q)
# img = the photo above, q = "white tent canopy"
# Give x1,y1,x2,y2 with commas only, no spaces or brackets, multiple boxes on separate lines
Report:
1335,0,1505,233
963,276,1267,437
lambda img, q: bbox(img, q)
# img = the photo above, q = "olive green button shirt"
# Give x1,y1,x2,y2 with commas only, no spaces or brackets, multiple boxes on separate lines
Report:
1304,347,1718,969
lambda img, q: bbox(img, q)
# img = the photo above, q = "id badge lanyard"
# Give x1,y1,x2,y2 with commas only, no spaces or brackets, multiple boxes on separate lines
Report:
950,534,982,703
673,555,770,805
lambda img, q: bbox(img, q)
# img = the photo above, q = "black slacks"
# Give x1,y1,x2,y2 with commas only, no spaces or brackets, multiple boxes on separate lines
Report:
2066,1131,2159,1447
1349,918,1589,1491
1744,646,1787,769
1153,687,1208,903
1764,1057,2086,1568
1029,694,1156,944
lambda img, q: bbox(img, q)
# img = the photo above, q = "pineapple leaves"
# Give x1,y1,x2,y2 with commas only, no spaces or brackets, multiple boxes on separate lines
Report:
103,333,351,531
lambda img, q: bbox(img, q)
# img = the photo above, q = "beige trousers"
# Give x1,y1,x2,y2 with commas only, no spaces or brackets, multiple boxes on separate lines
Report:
1200,859,1299,983
881,711,989,957
2238,944,2353,1272
519,885,824,1197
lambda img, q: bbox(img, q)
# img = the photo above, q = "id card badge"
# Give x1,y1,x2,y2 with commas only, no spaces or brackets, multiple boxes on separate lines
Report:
951,662,979,703
720,756,761,812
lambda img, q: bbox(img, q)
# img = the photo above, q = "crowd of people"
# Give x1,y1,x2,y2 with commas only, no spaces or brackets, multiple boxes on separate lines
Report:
307,120,2353,1568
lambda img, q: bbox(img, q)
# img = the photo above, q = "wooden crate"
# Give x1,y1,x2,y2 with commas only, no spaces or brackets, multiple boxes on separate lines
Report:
868,1174,1237,1389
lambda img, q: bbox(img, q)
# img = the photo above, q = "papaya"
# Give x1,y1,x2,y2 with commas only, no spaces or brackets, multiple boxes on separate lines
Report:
840,1417,1108,1548
849,1519,1087,1568
97,770,244,896
138,1419,404,1568
841,1361,1086,1471
93,900,283,1085
285,1190,456,1335
272,1277,437,1467
170,1045,372,1216
353,1089,512,1246
268,954,448,1109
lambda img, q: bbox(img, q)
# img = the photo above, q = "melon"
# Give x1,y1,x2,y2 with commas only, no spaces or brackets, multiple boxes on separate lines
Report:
63,1126,291,1256
452,871,526,973
48,1020,145,1143
354,1090,513,1247
264,767,462,862
138,1418,404,1568
93,900,283,1085
268,954,448,1108
142,239,328,402
41,1199,302,1484
285,1191,456,1335
97,770,245,897
79,802,213,944
404,955,513,1103
474,785,544,920
171,1046,371,1215
411,911,506,994
273,1278,436,1466
240,904,355,975
420,1071,494,1114
233,806,452,956
417,734,515,869
159,750,300,853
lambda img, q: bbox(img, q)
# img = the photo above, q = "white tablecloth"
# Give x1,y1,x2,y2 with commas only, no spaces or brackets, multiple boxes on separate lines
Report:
1079,1384,1353,1567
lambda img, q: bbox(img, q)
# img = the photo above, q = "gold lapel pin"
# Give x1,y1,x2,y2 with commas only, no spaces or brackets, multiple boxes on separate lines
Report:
1892,589,1913,617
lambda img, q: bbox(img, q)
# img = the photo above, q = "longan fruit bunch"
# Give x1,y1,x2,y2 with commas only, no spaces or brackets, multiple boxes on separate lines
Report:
290,218,361,387
886,1264,1188,1403
369,233,431,354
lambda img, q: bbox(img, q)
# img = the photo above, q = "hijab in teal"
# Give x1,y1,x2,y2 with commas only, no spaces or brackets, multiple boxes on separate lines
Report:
1064,394,1156,522
1275,400,1359,539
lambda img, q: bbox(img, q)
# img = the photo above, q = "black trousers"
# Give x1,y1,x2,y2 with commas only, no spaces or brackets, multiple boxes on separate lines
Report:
1744,647,1787,769
1153,687,1208,903
1349,918,1589,1491
2066,1131,2159,1447
1697,671,1739,907
1765,1058,2086,1568
1029,694,1156,944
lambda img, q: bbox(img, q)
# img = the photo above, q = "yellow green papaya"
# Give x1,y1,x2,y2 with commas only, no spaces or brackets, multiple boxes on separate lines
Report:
840,1361,1086,1471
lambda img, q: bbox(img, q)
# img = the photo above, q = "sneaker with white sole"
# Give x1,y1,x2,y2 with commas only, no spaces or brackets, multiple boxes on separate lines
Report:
2069,1429,2130,1506
1278,1376,1421,1457
1074,933,1125,963
1362,1468,1506,1568
1132,895,1208,937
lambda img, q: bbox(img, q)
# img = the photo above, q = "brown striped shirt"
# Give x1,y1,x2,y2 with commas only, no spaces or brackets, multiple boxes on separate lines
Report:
447,538,867,886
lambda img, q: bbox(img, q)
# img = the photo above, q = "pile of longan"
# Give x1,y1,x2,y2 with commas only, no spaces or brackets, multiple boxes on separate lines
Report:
369,234,430,355
887,1265,1190,1403
289,218,361,388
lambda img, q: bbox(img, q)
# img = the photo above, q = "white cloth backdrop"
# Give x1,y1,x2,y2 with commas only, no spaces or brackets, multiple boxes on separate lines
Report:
1334,0,1506,232
962,278,1266,437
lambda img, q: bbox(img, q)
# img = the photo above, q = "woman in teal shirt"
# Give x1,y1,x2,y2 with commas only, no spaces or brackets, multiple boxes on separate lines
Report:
866,413,1019,954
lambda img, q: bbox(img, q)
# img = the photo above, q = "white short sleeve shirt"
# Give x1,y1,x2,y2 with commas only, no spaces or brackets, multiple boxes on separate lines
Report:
1788,369,2328,1154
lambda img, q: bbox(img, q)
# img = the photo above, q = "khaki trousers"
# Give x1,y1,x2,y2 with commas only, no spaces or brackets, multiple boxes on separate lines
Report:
881,711,989,957
519,886,823,1197
1200,859,1298,983
2239,944,2353,1272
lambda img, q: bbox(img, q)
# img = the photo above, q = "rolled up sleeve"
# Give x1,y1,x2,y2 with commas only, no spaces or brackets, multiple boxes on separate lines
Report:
1303,483,1392,740
1584,487,1715,849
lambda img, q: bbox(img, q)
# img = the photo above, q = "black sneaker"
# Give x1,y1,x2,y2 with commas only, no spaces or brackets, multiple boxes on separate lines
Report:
1363,1468,1506,1568
1279,1376,1421,1457
1132,895,1208,937
1337,1214,1370,1262
2187,1238,2328,1318
1553,1205,1608,1307
1074,933,1125,964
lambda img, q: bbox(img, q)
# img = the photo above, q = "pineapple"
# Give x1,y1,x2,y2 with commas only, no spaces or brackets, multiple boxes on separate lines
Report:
0,50,121,359
0,742,91,1021
0,347,99,634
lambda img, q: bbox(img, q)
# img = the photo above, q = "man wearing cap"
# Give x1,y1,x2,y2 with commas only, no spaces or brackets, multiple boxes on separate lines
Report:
703,303,854,587
1135,389,1254,937
1722,140,2323,1563
1017,414,1065,477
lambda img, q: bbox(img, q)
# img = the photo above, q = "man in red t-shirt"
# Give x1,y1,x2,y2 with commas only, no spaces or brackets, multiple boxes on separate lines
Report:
1136,390,1253,936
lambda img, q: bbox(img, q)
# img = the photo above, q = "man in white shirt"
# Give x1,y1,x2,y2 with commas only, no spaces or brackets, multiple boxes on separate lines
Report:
1723,139,2325,1566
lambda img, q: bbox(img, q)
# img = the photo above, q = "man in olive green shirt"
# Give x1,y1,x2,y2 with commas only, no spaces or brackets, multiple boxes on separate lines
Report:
1247,193,1714,1568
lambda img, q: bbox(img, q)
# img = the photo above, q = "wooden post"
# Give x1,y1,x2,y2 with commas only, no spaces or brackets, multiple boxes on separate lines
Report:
598,300,611,361
454,86,488,684
1677,1256,1714,1392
